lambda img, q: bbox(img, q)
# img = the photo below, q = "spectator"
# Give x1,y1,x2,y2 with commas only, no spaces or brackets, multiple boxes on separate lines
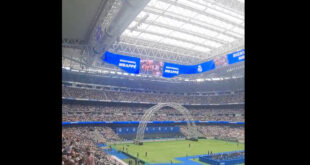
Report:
85,151,95,165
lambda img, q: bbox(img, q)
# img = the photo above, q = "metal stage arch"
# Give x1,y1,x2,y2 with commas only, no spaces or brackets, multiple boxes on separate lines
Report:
134,103,199,144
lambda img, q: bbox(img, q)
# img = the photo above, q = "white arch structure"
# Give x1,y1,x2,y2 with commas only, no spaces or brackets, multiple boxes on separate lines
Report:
135,103,199,144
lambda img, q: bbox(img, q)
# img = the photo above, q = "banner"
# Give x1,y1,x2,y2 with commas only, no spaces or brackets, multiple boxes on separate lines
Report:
102,51,140,74
162,62,181,78
227,49,245,64
116,126,180,134
101,50,243,77
162,60,215,78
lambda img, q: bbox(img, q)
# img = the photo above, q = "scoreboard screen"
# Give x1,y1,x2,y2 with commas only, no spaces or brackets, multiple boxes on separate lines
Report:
140,59,164,76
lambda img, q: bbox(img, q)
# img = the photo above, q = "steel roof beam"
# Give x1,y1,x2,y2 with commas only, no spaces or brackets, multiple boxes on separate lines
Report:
133,18,228,45
129,28,216,50
117,38,204,61
157,0,244,29
186,0,244,20
113,41,202,62
199,38,244,62
84,0,109,43
122,38,202,57
89,0,119,45
111,44,197,64
93,0,151,55
203,0,244,15
120,36,208,59
143,7,242,39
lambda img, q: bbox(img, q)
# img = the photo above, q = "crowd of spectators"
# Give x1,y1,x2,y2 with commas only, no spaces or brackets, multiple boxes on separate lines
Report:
188,125,244,140
62,103,244,122
62,86,244,104
211,151,244,161
62,126,120,165
180,125,244,141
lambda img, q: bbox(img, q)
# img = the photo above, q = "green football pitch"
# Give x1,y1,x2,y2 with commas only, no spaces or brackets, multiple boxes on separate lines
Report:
113,139,244,164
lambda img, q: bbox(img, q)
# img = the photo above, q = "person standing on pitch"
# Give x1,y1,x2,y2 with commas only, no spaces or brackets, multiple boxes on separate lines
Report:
145,152,147,157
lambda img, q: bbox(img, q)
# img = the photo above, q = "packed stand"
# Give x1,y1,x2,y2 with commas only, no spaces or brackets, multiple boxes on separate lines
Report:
62,103,244,122
211,151,245,161
62,86,244,104
182,125,244,141
62,126,121,165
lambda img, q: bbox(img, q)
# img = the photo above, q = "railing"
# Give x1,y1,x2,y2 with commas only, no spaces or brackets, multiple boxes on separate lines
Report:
62,121,245,125
62,97,244,106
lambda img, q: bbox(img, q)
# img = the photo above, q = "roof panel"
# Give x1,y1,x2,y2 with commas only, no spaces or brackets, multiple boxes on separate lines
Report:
195,14,235,30
127,21,137,29
146,25,172,35
166,5,198,18
136,11,148,19
216,34,235,42
156,16,184,27
144,13,158,22
230,26,244,35
225,31,243,38
192,45,211,53
213,4,244,19
201,39,222,48
135,23,150,31
169,31,205,43
182,23,218,37
177,0,206,11
117,0,244,60
122,29,141,37
151,0,171,10
161,38,196,49
137,33,163,42
205,8,243,24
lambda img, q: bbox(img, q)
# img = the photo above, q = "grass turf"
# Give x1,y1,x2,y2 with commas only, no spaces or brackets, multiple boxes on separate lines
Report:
113,139,244,164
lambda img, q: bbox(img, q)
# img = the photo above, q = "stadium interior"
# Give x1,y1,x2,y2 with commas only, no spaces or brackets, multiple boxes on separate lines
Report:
62,0,244,165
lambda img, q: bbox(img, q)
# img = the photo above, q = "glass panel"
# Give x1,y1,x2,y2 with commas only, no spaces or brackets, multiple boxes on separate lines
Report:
191,45,211,52
145,25,174,36
177,0,206,10
119,0,244,57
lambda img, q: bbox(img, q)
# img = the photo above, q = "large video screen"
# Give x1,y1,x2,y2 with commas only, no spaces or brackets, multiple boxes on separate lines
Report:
214,55,228,68
140,59,164,76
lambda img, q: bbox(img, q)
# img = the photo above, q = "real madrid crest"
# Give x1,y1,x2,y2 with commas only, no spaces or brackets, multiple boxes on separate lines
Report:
198,65,202,72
